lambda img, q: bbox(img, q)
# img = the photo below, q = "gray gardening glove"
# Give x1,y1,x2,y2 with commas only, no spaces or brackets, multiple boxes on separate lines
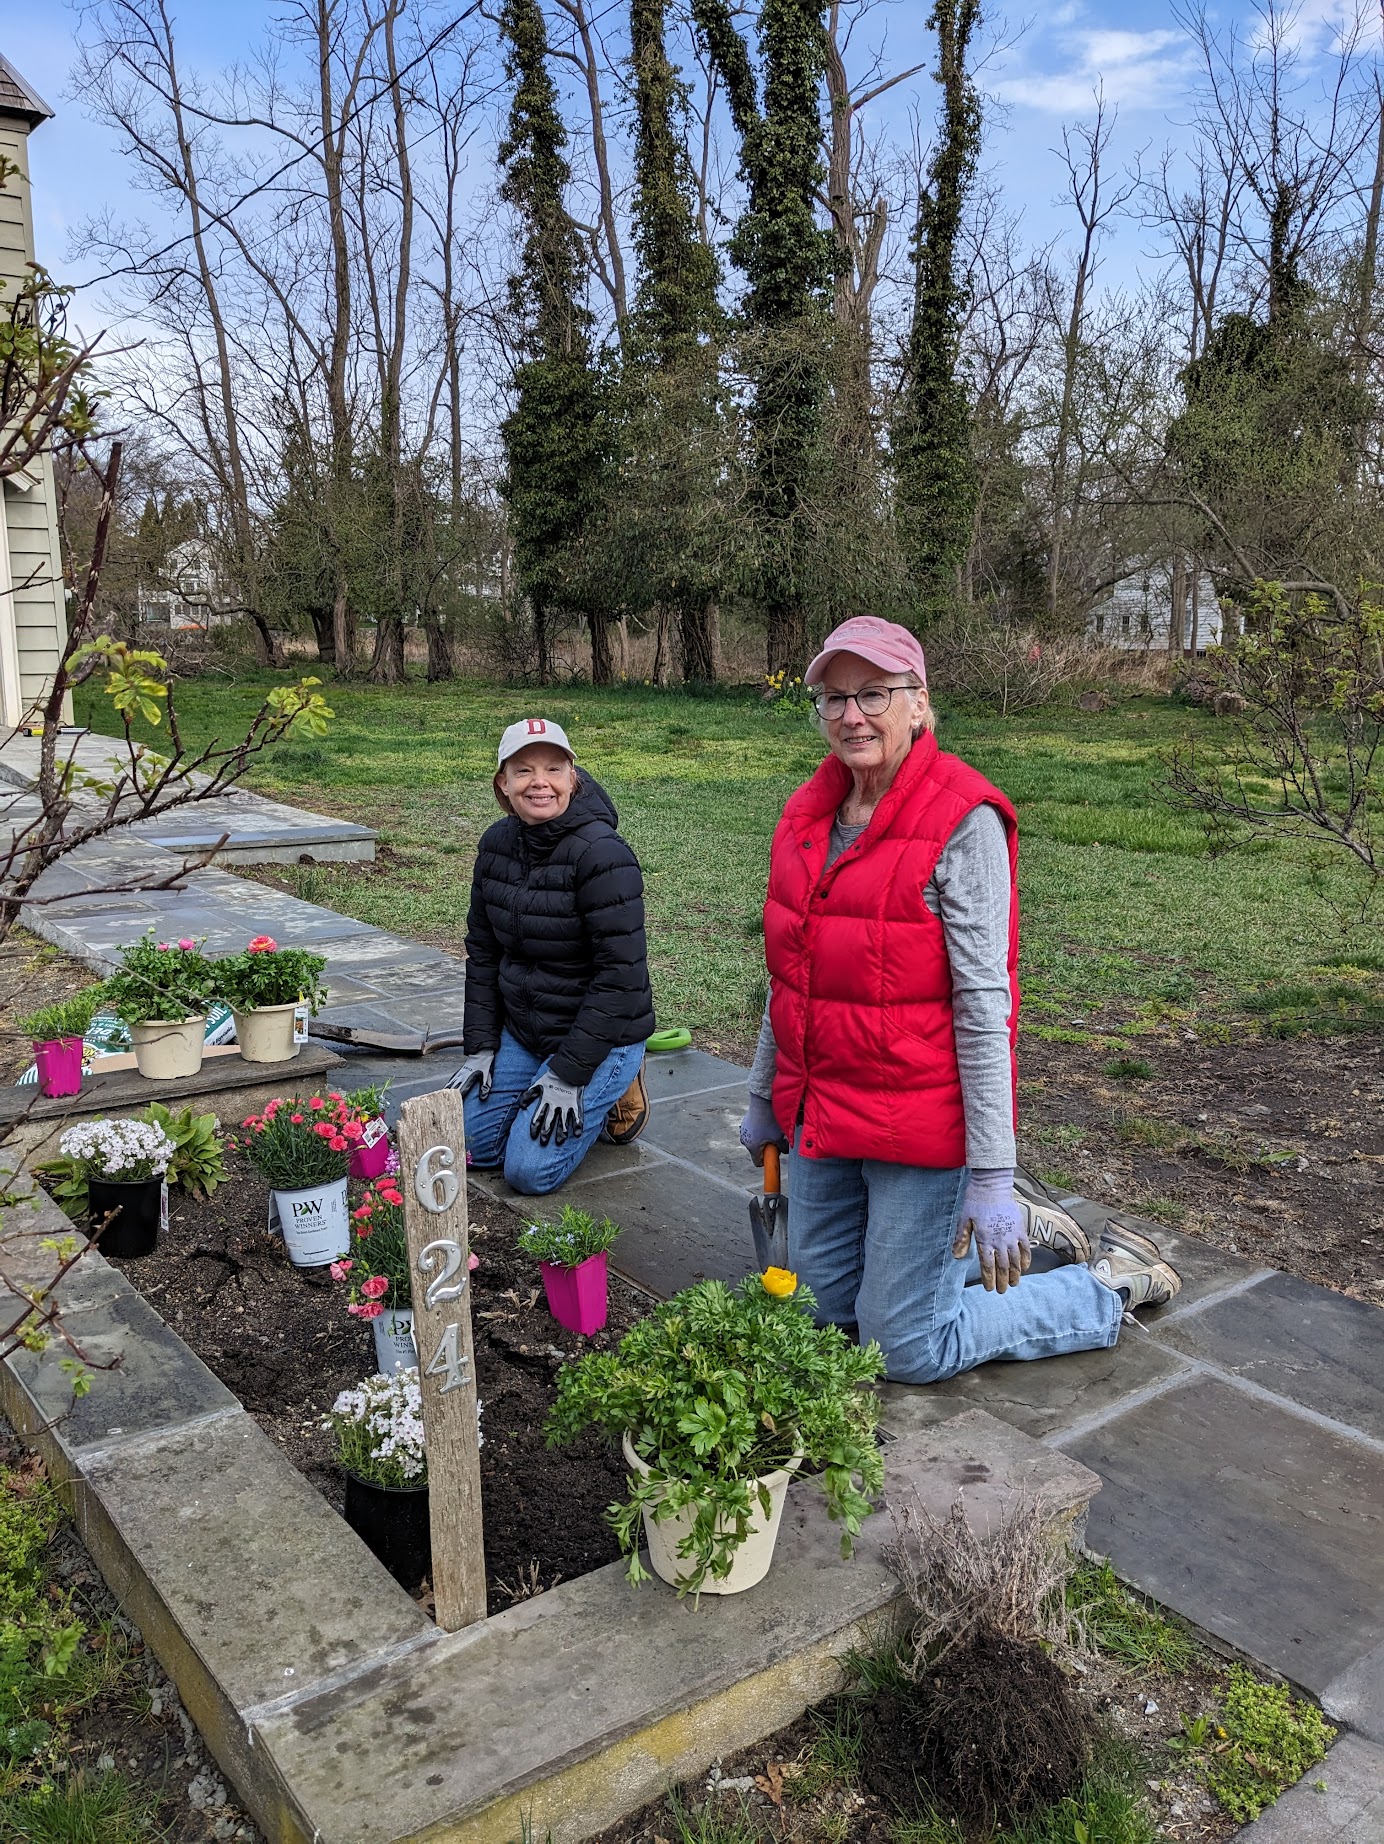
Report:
522,1071,585,1146
447,1049,495,1101
739,1092,788,1166
952,1168,1032,1294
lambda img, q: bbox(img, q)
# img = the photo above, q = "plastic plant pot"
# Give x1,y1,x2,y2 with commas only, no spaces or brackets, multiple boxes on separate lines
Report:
343,1471,430,1592
130,1016,206,1081
622,1435,801,1595
273,1177,350,1267
349,1126,391,1181
233,1002,300,1064
539,1250,609,1336
372,1306,416,1374
88,1177,166,1260
33,1035,83,1098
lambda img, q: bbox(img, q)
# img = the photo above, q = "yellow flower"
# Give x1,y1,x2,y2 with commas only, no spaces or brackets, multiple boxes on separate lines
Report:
761,1267,798,1298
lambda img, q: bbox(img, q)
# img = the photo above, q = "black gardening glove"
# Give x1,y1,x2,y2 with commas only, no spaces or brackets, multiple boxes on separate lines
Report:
521,1072,585,1146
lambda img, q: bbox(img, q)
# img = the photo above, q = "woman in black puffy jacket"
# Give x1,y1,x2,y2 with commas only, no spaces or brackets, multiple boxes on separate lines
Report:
447,717,656,1193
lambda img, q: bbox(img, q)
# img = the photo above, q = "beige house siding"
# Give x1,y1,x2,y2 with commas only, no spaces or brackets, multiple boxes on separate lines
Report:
0,101,69,725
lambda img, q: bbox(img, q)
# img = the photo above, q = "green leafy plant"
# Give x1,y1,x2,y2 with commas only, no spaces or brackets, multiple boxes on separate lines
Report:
0,1460,85,1765
102,933,216,1026
547,1273,885,1594
1067,1558,1195,1675
1200,1667,1336,1822
214,936,328,1013
517,1203,620,1269
1104,1056,1153,1082
342,1081,390,1121
139,1104,226,1200
234,1092,369,1190
17,988,105,1045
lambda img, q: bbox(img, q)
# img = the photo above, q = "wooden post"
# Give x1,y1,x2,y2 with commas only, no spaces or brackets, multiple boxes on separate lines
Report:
397,1089,486,1631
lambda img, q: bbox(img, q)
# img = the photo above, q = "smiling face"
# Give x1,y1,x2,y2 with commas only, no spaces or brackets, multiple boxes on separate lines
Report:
818,651,928,783
497,744,577,825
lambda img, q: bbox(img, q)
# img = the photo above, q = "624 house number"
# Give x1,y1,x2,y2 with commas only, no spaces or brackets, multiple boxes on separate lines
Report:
413,1143,472,1395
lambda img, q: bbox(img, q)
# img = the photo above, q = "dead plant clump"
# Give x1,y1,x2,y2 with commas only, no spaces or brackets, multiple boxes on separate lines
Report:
862,1493,1092,1834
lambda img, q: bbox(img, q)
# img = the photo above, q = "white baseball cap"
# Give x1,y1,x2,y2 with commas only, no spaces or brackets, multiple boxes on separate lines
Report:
496,717,574,767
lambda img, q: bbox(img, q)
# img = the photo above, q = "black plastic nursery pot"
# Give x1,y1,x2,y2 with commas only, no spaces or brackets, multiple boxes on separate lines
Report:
88,1177,165,1259
344,1471,431,1592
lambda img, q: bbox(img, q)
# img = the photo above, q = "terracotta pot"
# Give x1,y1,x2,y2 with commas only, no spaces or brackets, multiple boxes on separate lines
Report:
88,1176,166,1259
34,1036,83,1098
540,1251,609,1336
622,1434,800,1595
273,1176,350,1266
130,1016,206,1081
233,1001,300,1064
343,1471,430,1592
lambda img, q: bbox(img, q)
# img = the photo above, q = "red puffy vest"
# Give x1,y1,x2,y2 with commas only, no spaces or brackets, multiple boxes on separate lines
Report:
764,731,1019,1167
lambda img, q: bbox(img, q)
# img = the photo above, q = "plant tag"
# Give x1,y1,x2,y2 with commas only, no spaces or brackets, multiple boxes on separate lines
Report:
293,1002,310,1044
362,1115,387,1149
160,1182,169,1236
267,1194,281,1235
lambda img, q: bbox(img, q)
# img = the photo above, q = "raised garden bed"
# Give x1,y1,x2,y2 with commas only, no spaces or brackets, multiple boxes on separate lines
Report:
45,1146,652,1615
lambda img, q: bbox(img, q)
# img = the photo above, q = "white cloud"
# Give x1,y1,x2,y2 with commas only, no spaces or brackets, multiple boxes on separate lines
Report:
992,15,1196,116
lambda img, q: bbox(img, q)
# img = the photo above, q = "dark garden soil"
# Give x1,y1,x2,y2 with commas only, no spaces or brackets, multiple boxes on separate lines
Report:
1018,1024,1384,1305
91,1146,651,1614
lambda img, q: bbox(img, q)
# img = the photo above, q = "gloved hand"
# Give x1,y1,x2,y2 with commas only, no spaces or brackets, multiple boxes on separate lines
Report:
952,1168,1031,1294
522,1071,585,1146
446,1049,495,1101
739,1092,788,1165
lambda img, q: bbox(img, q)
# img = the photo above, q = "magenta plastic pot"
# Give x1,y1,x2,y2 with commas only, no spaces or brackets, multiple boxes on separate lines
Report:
540,1250,609,1336
349,1126,390,1181
34,1036,83,1098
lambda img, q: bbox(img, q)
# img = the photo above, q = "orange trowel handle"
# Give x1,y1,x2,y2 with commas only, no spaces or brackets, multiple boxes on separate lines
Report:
763,1143,782,1196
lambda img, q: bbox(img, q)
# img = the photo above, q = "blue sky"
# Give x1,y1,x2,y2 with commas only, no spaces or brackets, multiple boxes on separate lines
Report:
4,1,1371,317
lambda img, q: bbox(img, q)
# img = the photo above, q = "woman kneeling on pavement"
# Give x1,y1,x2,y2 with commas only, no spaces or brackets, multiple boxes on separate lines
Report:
740,616,1181,1384
449,718,654,1194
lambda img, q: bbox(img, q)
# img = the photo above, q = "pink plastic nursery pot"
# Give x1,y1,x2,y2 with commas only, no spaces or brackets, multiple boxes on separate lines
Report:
34,1036,83,1099
349,1127,390,1181
540,1250,609,1336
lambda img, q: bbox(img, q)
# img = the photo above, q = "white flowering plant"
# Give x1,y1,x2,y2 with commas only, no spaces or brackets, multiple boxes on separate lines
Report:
57,1118,175,1184
322,1368,484,1489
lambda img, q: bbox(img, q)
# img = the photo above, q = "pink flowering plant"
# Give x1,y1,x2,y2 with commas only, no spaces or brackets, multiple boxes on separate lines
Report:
103,931,217,1026
215,936,328,1013
335,1179,410,1319
234,1091,369,1190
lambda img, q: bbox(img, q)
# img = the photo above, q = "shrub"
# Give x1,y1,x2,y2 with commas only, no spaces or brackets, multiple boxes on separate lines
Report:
102,933,216,1026
17,988,105,1045
517,1203,620,1269
547,1273,885,1594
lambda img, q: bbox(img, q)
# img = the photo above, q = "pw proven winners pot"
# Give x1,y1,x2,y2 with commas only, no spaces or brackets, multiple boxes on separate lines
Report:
273,1177,350,1267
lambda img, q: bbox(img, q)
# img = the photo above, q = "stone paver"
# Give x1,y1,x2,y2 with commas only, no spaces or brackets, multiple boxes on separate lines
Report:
1235,1736,1384,1841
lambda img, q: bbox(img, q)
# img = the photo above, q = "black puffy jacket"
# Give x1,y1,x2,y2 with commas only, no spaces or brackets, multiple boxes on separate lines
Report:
462,774,656,1086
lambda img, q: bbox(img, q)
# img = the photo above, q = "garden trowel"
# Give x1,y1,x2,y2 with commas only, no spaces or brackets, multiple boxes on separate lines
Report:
748,1143,789,1271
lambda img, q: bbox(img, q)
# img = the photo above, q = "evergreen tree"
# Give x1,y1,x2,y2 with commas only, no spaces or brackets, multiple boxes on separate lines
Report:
893,0,982,622
497,0,613,682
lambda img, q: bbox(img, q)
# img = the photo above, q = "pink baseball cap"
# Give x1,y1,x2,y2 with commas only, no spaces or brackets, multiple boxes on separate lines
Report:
804,616,927,691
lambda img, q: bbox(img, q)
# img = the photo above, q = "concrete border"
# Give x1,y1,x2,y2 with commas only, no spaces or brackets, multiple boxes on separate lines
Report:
0,1181,1100,1844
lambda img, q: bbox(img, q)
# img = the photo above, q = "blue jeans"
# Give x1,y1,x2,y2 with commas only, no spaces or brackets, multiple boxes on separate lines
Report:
463,1029,646,1196
787,1152,1123,1385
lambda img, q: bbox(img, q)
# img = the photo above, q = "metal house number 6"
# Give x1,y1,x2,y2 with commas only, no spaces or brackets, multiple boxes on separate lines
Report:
414,1143,460,1214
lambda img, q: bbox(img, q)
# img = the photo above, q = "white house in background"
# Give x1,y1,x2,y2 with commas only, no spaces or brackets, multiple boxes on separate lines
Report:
1087,564,1224,654
0,57,68,728
136,538,239,629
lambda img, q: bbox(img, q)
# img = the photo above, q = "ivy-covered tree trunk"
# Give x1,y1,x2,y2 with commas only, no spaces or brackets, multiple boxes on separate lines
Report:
893,0,982,621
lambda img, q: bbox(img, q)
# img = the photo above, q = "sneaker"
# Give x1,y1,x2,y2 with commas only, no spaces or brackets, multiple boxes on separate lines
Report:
601,1061,650,1146
1014,1194,1092,1265
1089,1246,1182,1312
1099,1218,1165,1265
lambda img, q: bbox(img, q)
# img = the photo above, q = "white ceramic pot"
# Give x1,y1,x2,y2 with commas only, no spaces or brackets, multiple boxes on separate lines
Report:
621,1434,801,1595
233,1002,300,1064
273,1176,350,1267
372,1306,416,1374
130,1015,206,1081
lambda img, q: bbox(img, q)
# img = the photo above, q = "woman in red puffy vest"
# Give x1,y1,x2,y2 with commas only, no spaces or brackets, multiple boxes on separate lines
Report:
739,617,1182,1383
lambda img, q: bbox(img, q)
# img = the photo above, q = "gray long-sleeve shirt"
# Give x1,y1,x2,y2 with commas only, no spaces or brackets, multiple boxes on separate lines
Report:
749,802,1016,1169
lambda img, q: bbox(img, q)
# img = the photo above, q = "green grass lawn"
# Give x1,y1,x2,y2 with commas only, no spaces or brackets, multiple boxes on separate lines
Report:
75,673,1383,1047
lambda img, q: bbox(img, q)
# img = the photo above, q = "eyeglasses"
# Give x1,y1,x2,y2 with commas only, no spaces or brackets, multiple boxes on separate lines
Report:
811,685,917,720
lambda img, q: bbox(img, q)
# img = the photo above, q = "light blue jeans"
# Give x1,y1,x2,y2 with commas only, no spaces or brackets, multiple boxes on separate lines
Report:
787,1152,1123,1385
463,1029,646,1196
